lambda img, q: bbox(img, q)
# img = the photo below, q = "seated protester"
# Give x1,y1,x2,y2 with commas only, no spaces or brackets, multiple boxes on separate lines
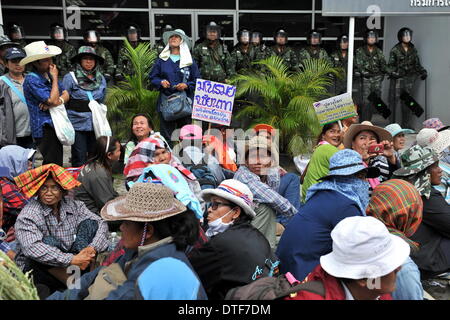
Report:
277,149,379,280
123,113,170,165
393,145,450,279
63,46,107,167
343,121,396,192
0,47,33,149
0,166,17,260
13,164,109,297
234,136,298,249
124,136,203,202
423,118,450,164
0,145,34,240
367,179,424,300
286,216,409,300
74,136,121,215
188,179,278,300
301,122,341,203
47,183,207,300
202,126,238,173
20,41,70,166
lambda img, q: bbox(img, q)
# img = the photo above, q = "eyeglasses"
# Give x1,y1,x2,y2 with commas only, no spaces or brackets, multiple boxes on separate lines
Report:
39,185,61,194
210,201,233,210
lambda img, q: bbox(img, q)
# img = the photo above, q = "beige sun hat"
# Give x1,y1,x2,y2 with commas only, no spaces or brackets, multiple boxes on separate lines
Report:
343,121,393,149
101,183,187,222
19,41,62,66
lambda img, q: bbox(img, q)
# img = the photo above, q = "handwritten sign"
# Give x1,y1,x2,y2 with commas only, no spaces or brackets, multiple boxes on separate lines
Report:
313,92,357,126
192,79,236,126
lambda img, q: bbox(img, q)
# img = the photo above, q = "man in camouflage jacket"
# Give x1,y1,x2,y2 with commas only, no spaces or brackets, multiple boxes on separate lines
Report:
297,30,330,66
48,24,76,78
229,29,258,78
330,34,349,95
266,28,299,72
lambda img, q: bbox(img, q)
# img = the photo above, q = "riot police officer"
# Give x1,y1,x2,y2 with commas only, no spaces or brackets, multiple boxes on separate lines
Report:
115,25,146,81
330,34,349,94
153,24,173,55
298,29,330,66
83,29,115,82
192,21,231,83
354,29,389,121
251,30,267,61
266,28,298,72
388,27,427,128
48,23,76,78
229,28,257,77
8,24,27,47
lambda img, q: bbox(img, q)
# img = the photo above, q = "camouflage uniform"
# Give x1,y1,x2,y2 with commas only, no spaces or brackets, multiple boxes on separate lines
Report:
92,44,115,80
354,45,388,121
48,40,76,77
228,44,257,77
266,45,299,72
297,46,330,65
254,44,268,61
388,43,427,128
192,40,232,83
330,50,348,95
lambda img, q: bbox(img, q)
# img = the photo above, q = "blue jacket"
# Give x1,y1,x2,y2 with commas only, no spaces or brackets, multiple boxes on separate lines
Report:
276,190,364,281
47,239,207,300
149,58,201,112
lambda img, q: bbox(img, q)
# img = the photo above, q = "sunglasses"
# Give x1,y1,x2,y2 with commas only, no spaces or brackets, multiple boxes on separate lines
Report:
210,201,233,210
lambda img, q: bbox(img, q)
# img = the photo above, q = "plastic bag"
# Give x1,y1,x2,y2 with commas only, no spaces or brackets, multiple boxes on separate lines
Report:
49,104,75,146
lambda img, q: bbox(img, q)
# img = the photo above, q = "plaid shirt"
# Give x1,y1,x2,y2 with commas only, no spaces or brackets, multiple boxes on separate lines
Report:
14,198,109,270
1,177,29,213
234,166,297,217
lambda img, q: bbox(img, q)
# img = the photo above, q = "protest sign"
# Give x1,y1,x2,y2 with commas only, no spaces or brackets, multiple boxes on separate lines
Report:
192,79,236,126
313,92,357,126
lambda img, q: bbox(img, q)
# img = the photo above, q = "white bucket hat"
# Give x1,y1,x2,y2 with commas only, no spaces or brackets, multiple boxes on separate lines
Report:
19,41,62,66
320,216,410,279
416,128,450,156
201,179,256,218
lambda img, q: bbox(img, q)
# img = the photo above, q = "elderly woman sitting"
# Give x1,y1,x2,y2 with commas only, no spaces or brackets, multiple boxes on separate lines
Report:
13,164,109,298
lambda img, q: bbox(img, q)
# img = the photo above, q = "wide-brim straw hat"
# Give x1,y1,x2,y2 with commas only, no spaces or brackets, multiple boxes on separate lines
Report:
163,29,191,47
19,41,62,66
70,45,105,65
101,183,186,222
320,216,410,279
343,121,392,149
201,179,256,218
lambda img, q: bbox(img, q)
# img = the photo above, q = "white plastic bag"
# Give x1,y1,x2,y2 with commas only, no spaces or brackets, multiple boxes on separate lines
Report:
49,104,75,146
88,99,112,138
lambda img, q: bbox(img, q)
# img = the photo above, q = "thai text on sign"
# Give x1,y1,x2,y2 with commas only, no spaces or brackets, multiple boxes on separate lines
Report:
313,92,357,126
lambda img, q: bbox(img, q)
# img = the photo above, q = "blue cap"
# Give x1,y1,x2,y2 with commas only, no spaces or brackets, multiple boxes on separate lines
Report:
321,149,380,179
4,47,26,60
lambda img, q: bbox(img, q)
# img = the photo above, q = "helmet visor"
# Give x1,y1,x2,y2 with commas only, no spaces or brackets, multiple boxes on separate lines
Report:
86,31,98,43
239,31,250,43
10,26,24,41
52,27,65,40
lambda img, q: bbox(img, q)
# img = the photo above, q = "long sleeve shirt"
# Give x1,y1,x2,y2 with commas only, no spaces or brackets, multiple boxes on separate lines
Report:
14,198,109,270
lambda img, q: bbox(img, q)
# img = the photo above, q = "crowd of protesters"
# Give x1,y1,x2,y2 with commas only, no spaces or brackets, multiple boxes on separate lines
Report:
0,24,449,301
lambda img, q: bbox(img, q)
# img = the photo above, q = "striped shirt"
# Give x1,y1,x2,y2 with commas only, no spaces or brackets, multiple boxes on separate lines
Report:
14,198,109,270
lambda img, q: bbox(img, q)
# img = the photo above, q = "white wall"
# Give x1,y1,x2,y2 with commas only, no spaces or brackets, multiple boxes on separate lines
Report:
383,16,450,129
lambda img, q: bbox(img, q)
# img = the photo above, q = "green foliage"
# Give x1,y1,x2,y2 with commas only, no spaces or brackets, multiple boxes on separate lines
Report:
229,56,341,155
106,39,159,142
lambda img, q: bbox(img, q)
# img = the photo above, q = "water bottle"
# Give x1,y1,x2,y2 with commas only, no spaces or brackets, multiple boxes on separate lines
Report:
109,232,119,251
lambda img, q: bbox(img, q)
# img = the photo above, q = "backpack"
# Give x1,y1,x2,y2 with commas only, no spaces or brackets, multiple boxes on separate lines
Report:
185,163,218,190
225,272,325,300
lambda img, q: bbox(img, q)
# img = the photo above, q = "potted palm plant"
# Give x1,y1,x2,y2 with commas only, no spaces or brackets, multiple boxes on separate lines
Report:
230,56,341,157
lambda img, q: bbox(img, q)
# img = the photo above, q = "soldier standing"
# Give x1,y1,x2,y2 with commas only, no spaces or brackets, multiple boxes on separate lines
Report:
115,25,146,81
7,24,27,48
48,23,76,78
388,27,427,129
83,30,115,82
298,29,330,66
354,29,389,122
251,30,267,61
330,34,349,95
192,21,231,83
154,25,173,55
229,28,257,77
266,28,298,72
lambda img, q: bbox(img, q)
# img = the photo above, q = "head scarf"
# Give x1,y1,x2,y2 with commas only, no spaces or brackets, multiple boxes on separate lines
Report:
14,164,81,198
306,175,370,215
0,145,34,179
74,62,103,90
159,39,192,68
367,179,423,251
394,169,432,199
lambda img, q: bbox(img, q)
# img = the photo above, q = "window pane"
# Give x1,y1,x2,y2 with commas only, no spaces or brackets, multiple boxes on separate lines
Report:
197,15,234,39
66,0,148,8
71,11,149,38
239,0,312,10
313,16,384,38
3,0,61,6
154,14,192,38
239,13,312,38
315,0,322,10
3,9,64,38
151,0,235,9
